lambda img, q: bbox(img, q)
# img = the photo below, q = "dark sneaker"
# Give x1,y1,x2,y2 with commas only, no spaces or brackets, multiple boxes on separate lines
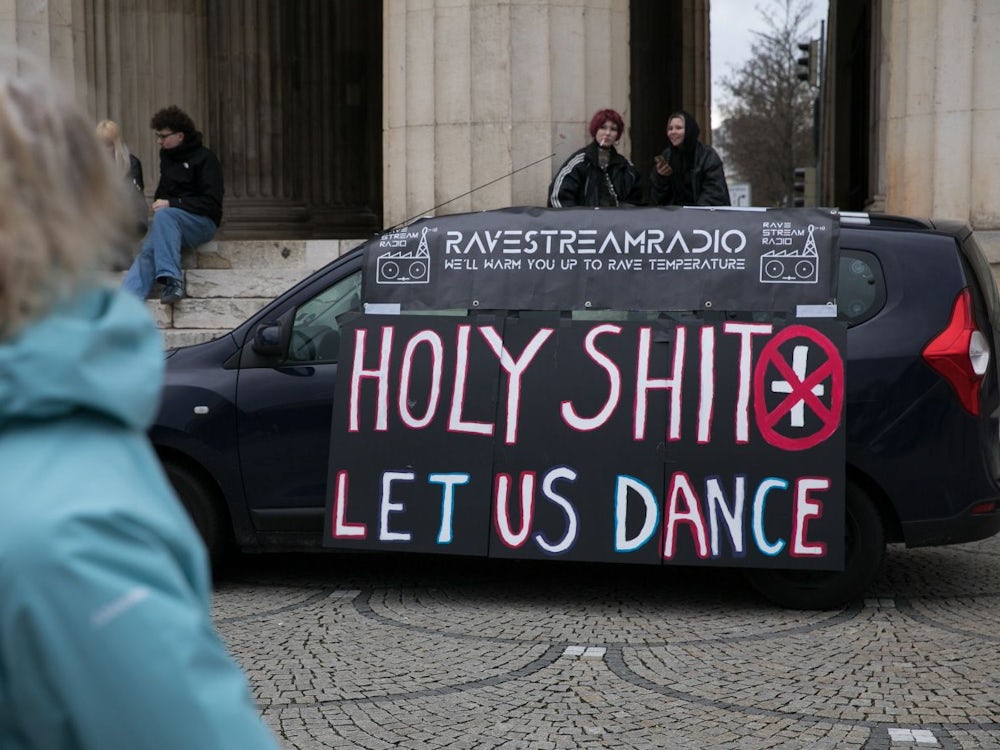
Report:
160,278,185,305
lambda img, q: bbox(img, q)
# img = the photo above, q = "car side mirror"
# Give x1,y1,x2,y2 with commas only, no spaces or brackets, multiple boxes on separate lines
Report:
252,323,284,357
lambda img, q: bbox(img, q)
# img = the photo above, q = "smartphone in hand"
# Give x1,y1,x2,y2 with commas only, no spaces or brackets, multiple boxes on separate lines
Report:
653,153,672,176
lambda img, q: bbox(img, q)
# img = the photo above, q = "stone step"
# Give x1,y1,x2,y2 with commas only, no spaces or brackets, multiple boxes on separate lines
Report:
149,297,272,331
180,238,361,270
186,268,314,298
127,235,368,348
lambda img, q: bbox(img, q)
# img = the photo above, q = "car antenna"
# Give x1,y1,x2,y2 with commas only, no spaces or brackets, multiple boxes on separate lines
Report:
380,152,555,235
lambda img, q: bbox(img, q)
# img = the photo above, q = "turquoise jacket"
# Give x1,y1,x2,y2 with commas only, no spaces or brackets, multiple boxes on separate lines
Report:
0,288,277,749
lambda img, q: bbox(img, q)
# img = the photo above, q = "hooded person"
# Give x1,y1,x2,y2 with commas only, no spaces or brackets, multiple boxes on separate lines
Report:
0,55,278,750
649,110,731,207
547,108,643,208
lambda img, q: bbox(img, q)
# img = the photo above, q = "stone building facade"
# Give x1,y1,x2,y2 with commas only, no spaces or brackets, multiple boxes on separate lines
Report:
825,0,1000,258
4,0,709,238
2,0,998,341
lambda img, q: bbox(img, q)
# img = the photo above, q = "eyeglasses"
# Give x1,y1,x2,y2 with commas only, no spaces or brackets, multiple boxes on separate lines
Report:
154,131,179,141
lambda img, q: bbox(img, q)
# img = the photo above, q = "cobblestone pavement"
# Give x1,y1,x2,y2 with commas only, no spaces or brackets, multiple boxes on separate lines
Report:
214,535,1000,749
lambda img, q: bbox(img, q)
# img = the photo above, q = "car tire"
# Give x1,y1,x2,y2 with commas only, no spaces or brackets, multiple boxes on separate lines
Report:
746,481,885,610
164,461,232,567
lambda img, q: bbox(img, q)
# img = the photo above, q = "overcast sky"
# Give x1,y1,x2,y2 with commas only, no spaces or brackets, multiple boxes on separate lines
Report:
710,0,828,128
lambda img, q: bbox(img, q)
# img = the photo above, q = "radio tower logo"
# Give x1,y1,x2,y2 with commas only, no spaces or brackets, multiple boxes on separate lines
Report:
759,224,820,284
375,226,432,285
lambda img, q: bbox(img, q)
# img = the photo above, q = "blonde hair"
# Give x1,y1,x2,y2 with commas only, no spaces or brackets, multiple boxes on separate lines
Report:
95,118,133,177
0,54,128,339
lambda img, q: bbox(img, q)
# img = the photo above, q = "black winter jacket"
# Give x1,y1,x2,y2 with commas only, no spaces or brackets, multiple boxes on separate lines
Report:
155,132,224,226
128,154,144,192
548,141,642,208
127,154,148,237
649,111,730,207
649,141,730,207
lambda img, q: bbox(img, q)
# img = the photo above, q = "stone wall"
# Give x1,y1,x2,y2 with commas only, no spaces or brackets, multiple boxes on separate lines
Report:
880,1,1000,233
383,0,633,228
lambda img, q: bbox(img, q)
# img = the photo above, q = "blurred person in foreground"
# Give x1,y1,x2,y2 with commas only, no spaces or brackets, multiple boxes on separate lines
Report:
649,109,731,207
0,56,278,750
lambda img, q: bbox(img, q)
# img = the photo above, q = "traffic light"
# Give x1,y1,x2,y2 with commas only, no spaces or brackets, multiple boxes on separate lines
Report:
796,39,820,86
793,167,805,207
793,166,816,207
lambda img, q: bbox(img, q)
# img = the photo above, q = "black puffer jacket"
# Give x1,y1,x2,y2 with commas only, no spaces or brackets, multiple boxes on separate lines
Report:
649,111,730,207
126,154,148,237
548,141,642,208
128,154,144,192
155,131,224,226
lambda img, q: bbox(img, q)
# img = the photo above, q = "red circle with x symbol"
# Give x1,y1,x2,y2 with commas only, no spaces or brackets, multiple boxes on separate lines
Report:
753,325,844,451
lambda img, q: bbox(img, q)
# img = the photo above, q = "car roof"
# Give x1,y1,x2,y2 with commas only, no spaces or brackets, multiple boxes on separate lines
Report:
840,211,971,238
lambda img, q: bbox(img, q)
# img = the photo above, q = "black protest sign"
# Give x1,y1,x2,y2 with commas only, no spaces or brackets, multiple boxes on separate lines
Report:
487,315,667,565
323,314,846,570
325,314,503,556
362,206,839,313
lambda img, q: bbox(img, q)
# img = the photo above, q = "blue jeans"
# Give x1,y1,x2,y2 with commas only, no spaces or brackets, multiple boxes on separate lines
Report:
122,207,218,298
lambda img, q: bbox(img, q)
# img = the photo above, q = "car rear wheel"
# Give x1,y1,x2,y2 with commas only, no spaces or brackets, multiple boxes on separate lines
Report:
746,481,885,609
163,461,233,567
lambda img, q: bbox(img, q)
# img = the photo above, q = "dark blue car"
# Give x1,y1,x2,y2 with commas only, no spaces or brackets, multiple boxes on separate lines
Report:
151,211,1000,608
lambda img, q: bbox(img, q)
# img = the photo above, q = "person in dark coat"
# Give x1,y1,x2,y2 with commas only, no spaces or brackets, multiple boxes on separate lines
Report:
548,108,642,208
122,105,223,305
649,110,731,207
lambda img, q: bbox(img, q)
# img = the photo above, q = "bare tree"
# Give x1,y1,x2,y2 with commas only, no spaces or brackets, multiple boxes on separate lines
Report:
715,0,819,206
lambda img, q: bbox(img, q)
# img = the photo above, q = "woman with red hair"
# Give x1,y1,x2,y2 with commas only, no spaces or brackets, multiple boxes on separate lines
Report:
547,108,642,208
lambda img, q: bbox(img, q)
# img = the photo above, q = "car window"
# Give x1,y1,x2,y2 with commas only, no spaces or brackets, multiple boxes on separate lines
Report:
286,271,362,363
837,249,884,326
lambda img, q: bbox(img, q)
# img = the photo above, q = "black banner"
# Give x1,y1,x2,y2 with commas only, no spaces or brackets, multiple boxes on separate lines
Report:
362,206,839,313
324,314,846,570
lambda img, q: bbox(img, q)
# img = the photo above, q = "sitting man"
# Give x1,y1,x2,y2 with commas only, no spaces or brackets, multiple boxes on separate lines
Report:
123,105,223,304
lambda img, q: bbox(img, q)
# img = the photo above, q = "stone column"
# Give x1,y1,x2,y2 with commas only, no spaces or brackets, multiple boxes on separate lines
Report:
81,1,383,239
680,0,710,131
880,0,1000,240
0,0,87,96
383,0,631,228
202,0,381,237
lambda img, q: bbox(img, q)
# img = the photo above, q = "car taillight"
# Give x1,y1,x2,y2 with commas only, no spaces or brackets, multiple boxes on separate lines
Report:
922,288,991,415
